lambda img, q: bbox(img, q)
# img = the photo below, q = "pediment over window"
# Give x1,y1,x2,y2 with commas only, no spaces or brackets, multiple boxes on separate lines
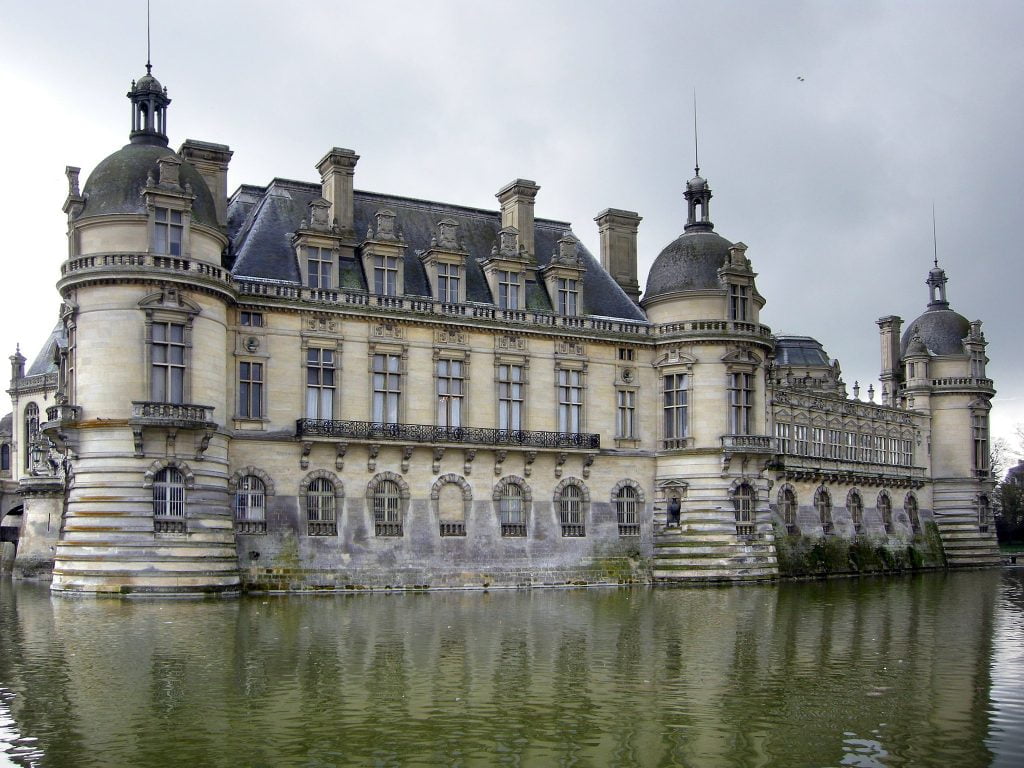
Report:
653,347,697,368
721,348,762,366
138,286,201,316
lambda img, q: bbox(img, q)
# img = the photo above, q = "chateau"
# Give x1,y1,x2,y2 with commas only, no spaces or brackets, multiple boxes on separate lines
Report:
0,65,1001,594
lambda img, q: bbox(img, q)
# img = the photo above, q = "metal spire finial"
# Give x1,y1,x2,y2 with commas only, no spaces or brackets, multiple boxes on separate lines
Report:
693,90,699,176
146,0,152,74
932,202,938,268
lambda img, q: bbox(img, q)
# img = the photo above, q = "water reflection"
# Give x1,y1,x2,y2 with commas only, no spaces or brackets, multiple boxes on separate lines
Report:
0,572,1018,767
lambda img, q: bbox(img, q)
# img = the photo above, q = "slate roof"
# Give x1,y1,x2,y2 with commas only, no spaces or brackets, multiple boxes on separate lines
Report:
0,413,11,437
773,336,832,368
79,143,219,229
900,308,970,357
643,226,734,299
26,322,67,377
228,179,646,322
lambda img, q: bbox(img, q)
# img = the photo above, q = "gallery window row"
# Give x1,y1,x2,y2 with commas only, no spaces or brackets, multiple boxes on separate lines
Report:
774,422,915,467
776,485,921,536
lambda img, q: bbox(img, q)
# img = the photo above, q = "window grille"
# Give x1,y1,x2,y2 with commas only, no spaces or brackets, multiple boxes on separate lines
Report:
153,467,186,534
816,488,833,535
234,475,267,534
559,484,585,537
306,477,337,536
499,484,526,537
374,479,403,536
849,491,863,534
663,373,688,448
615,486,640,536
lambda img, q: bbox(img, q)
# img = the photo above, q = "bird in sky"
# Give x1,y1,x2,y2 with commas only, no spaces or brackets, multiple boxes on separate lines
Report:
797,76,805,81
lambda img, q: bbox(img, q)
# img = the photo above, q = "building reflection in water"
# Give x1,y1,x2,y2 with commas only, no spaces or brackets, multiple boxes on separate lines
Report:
0,571,1009,767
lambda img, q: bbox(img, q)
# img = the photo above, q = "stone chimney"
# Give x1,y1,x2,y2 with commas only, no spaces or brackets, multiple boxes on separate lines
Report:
496,180,540,261
595,208,642,302
179,140,233,228
877,315,903,406
316,148,360,235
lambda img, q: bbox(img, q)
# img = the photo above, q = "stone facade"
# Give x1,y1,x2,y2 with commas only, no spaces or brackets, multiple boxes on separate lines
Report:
0,65,999,594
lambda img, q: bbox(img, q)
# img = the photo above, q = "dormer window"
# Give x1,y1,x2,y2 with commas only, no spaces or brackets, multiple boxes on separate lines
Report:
373,255,400,296
498,270,521,310
729,283,749,321
437,263,461,303
306,246,333,289
556,278,579,316
154,208,183,256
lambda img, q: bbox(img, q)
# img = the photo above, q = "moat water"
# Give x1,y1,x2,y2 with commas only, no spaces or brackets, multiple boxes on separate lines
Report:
1,570,1022,768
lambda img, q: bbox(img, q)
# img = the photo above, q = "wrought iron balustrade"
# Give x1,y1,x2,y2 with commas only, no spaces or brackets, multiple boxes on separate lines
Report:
297,419,600,450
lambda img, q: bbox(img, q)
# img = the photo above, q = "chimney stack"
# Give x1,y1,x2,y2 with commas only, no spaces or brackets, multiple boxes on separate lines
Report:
496,180,540,261
877,315,903,405
595,208,642,302
316,148,360,234
179,140,233,228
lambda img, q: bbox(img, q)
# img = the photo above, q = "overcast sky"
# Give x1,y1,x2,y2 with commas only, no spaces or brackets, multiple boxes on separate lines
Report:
1,0,1021,460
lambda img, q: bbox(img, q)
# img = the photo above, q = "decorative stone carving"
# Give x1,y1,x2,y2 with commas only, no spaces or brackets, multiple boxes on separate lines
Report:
436,218,459,249
305,316,338,333
335,442,348,470
555,452,567,478
495,335,527,352
434,328,467,346
582,454,594,479
464,448,476,476
300,441,312,470
556,340,585,357
367,444,380,472
371,322,404,340
524,451,537,477
432,447,445,474
494,450,507,476
401,445,414,473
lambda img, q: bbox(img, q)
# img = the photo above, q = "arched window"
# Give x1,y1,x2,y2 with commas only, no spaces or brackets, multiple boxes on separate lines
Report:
374,479,403,536
559,483,585,537
780,487,797,534
979,495,991,533
499,483,526,537
878,492,893,534
906,494,920,534
733,483,755,535
234,475,267,534
23,403,39,470
153,467,186,533
615,485,640,537
0,443,9,472
849,490,863,534
307,477,337,536
816,487,833,536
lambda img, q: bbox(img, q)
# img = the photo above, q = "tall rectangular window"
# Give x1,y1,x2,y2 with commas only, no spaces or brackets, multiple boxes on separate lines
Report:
663,373,688,446
437,263,461,303
775,422,790,453
901,439,914,467
828,428,842,459
729,372,753,434
973,413,989,475
557,368,583,433
794,425,808,455
811,427,825,458
239,361,263,419
498,364,523,431
887,437,899,465
154,208,183,256
617,390,636,439
859,433,871,462
151,322,185,403
729,283,749,321
372,353,402,424
845,431,857,461
498,270,520,310
306,247,332,289
305,348,335,419
436,359,464,428
374,255,399,296
971,350,986,378
557,278,579,316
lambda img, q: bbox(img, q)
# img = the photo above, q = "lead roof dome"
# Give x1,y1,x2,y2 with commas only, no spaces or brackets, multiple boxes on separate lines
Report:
643,227,734,298
78,143,219,229
900,308,970,357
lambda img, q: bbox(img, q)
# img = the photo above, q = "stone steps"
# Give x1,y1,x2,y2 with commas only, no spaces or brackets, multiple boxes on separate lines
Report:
934,516,1001,567
653,523,778,582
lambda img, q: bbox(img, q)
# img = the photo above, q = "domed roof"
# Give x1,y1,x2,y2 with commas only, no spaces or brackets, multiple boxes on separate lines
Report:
686,174,707,192
900,308,970,357
78,143,218,229
132,73,164,95
643,228,733,299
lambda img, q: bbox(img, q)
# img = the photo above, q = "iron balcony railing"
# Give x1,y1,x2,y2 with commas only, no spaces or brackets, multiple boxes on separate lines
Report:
297,419,601,450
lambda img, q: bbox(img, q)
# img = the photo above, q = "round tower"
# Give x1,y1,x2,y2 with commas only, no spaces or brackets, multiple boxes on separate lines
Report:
641,166,777,581
48,66,239,594
900,264,999,566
